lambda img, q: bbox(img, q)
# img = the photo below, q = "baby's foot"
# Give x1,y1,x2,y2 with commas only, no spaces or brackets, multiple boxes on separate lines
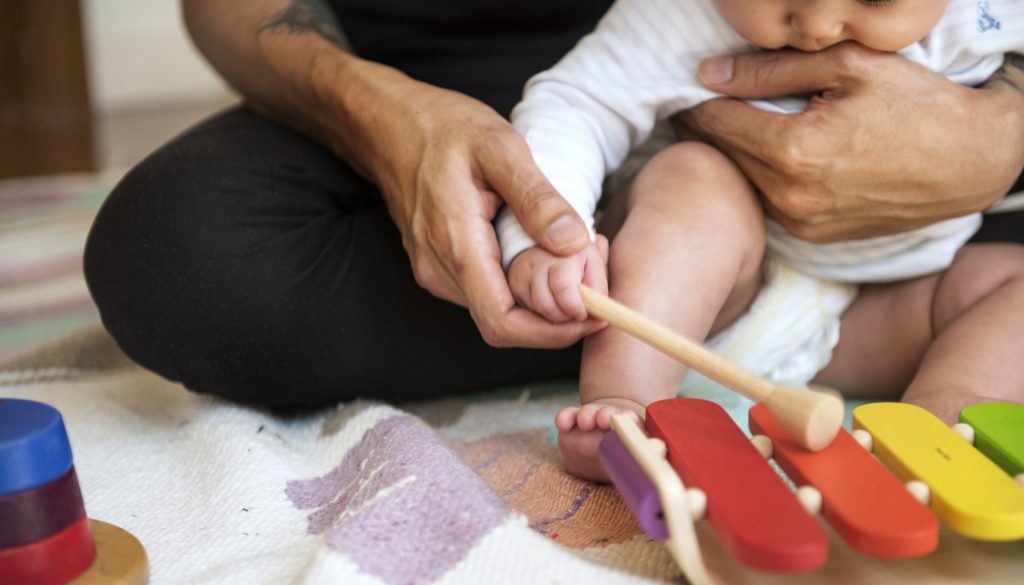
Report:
554,398,645,482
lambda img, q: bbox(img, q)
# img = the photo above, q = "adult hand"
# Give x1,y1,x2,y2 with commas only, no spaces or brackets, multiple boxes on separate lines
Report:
676,43,1024,242
185,0,600,349
356,66,603,348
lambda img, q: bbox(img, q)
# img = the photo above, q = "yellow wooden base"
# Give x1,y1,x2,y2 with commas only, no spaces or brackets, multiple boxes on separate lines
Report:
71,520,148,585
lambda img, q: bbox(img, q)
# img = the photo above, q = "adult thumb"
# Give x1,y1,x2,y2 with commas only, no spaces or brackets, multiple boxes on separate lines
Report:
698,45,853,99
483,132,590,255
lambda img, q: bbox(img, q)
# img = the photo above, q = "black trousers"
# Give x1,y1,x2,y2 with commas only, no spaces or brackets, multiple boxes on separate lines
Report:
82,3,1024,407
84,107,586,406
82,104,1024,407
84,9,617,407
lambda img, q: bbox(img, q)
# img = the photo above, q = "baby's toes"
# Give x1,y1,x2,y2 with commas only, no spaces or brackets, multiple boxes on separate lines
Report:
575,404,602,431
555,407,581,431
594,406,622,430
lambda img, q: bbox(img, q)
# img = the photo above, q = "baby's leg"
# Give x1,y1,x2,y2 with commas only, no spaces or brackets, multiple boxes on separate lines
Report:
814,243,1024,424
558,142,765,480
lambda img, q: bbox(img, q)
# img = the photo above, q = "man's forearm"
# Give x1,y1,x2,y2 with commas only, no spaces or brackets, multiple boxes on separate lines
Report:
982,53,1024,191
181,0,409,176
986,53,1024,94
257,0,350,51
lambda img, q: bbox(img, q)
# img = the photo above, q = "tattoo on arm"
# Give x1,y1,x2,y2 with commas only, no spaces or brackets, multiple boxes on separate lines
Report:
259,0,349,50
985,53,1024,93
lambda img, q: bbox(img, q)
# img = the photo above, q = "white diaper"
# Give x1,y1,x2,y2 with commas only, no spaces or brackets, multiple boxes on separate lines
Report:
679,257,859,415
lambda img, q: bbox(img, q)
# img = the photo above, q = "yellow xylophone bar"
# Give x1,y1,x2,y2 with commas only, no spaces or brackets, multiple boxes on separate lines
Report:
854,402,1024,541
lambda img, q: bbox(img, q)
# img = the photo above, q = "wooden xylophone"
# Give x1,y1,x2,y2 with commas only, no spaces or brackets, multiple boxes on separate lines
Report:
599,399,1024,585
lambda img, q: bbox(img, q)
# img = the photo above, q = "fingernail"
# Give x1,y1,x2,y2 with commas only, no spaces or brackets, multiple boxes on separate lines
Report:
699,56,733,85
547,215,583,250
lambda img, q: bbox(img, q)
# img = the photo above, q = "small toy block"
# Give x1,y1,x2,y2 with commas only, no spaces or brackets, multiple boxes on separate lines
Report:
749,404,938,558
958,403,1024,478
0,466,85,548
72,519,149,585
0,399,74,496
0,512,96,585
646,398,827,572
602,413,713,585
854,403,1024,541
598,428,666,539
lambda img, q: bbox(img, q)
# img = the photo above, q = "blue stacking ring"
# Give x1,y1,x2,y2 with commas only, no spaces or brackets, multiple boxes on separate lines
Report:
0,399,74,496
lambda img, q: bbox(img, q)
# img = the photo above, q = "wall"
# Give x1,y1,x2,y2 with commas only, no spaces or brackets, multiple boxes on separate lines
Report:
81,0,232,113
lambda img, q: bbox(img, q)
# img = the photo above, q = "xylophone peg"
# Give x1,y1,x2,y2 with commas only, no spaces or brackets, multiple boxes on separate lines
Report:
648,437,668,458
951,423,975,444
851,429,873,452
686,487,707,520
796,486,822,515
906,480,930,506
749,434,773,459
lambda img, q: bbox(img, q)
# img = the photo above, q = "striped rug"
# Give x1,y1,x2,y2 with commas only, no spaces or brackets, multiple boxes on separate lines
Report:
0,173,117,364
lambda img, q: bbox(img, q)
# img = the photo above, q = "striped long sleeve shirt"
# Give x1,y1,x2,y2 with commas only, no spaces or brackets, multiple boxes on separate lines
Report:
497,0,1024,282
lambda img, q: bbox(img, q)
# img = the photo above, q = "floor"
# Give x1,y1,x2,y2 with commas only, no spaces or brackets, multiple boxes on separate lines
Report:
0,98,236,364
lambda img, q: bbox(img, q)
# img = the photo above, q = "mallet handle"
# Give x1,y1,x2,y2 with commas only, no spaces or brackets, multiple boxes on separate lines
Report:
580,285,776,403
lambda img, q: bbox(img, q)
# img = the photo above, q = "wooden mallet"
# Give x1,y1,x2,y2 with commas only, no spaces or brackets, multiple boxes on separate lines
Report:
579,285,843,451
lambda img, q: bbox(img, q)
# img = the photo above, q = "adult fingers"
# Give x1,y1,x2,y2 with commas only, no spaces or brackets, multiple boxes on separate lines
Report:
698,42,871,99
479,128,591,256
411,250,468,306
457,238,601,348
680,98,795,165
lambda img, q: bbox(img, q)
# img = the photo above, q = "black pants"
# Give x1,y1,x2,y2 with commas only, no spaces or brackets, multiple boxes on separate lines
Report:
82,104,1024,407
84,7,617,407
84,107,585,406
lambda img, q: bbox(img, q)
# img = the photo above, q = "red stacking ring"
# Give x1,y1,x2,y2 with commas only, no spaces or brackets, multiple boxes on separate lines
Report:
0,512,96,585
0,466,85,548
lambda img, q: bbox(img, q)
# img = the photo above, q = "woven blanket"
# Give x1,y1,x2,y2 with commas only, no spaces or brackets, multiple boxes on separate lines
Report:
0,173,110,363
2,327,1022,585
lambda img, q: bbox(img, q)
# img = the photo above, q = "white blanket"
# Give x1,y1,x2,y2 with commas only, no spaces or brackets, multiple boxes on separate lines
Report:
1,328,1021,585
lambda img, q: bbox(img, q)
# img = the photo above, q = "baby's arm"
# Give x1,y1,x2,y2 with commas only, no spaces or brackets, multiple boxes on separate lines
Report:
507,238,609,323
496,0,742,270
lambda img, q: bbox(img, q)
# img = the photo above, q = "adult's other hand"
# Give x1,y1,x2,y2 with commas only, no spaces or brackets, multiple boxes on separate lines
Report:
677,43,1024,242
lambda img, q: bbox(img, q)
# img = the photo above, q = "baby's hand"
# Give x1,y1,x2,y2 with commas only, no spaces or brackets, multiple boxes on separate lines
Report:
507,236,608,323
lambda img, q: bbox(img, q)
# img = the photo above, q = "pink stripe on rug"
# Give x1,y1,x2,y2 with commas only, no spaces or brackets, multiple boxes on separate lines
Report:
0,174,105,211
0,297,97,327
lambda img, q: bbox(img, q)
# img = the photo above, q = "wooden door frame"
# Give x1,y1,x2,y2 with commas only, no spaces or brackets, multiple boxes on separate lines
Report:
0,0,96,178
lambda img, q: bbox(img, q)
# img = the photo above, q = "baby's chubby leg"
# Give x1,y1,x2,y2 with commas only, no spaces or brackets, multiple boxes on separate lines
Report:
558,142,766,481
816,243,1024,425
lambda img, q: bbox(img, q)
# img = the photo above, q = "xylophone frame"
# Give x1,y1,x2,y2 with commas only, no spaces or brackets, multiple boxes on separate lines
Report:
600,399,1024,585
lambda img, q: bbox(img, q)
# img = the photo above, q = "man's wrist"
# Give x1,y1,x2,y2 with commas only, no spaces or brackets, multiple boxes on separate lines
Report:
305,50,418,183
971,54,1024,207
984,54,1024,174
984,53,1024,94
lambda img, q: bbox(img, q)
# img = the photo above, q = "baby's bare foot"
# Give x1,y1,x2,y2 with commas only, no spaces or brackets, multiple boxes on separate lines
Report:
555,398,644,482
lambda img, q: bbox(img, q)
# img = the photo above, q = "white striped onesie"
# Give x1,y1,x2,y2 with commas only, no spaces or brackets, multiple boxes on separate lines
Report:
497,0,1024,283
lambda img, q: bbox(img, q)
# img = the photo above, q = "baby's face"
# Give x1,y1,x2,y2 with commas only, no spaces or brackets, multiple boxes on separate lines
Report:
715,0,950,52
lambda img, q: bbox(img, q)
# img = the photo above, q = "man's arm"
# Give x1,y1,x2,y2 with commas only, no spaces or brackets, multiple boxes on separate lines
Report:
676,44,1024,242
181,0,597,347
